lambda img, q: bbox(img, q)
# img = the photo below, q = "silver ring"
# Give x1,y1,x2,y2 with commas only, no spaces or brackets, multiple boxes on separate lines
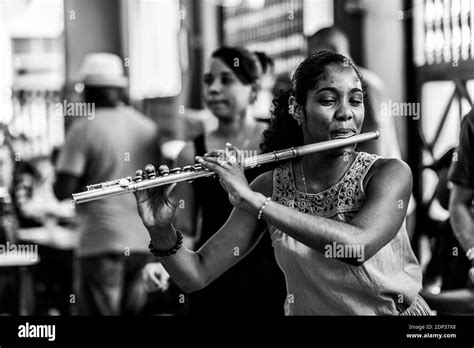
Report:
219,160,229,167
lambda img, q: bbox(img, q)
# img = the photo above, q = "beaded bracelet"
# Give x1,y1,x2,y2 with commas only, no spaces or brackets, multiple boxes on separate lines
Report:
257,197,272,220
148,229,183,257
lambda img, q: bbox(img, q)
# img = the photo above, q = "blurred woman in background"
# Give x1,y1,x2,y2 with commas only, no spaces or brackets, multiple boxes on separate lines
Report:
142,46,286,316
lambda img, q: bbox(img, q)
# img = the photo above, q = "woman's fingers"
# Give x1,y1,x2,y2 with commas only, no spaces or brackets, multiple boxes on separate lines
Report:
225,143,244,165
202,145,248,169
203,150,224,157
199,156,225,166
144,164,157,179
158,164,170,175
196,156,228,175
142,263,172,292
142,267,158,291
149,269,161,286
225,143,245,166
469,267,474,283
197,155,221,166
201,152,229,167
133,164,174,204
133,182,148,202
153,266,171,291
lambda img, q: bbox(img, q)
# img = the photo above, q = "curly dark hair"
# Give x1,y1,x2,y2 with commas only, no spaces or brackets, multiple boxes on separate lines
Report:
260,51,363,154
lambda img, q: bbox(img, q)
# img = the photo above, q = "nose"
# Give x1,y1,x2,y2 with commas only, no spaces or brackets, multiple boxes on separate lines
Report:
207,78,222,95
335,101,353,122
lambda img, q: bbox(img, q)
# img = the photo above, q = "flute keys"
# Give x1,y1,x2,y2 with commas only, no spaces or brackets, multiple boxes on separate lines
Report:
170,167,182,174
87,183,102,191
145,164,157,179
183,165,194,183
119,178,130,187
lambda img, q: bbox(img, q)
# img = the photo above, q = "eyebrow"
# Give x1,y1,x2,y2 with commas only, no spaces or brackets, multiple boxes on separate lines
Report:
204,71,234,78
315,87,363,94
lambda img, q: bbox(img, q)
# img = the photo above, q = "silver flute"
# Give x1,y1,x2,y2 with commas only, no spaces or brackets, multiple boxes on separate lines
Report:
72,131,379,204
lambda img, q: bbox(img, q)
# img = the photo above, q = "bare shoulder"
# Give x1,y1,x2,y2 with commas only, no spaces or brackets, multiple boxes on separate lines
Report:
249,170,274,197
364,157,412,193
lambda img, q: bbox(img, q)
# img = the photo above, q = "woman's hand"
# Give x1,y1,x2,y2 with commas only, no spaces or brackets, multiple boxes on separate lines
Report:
142,262,170,292
133,164,178,228
197,144,255,210
469,266,474,285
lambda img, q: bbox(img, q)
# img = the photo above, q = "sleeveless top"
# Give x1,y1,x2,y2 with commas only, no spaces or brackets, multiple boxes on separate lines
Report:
268,152,423,315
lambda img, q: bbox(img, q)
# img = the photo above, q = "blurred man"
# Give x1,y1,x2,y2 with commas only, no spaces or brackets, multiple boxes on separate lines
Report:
449,110,474,285
54,53,162,315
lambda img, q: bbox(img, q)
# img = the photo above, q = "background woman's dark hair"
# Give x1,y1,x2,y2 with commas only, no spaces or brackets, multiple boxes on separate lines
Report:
253,51,274,75
211,46,260,85
260,51,363,154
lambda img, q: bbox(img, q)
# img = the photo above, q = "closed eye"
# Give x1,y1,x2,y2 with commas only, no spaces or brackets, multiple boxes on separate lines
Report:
350,99,363,106
320,99,336,105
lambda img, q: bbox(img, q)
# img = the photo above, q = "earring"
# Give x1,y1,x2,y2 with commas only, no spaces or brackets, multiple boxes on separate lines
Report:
297,119,302,126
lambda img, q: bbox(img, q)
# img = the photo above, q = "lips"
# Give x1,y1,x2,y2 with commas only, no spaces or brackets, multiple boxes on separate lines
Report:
208,100,229,107
330,129,356,139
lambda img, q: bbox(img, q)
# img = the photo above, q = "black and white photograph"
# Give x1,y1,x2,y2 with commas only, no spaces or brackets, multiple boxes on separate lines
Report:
0,0,473,345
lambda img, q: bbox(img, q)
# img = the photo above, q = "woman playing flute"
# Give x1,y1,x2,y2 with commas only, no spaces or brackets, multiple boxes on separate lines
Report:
135,51,431,315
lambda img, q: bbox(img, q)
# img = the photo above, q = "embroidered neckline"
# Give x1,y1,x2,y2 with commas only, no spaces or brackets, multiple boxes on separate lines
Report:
272,152,379,217
290,152,361,197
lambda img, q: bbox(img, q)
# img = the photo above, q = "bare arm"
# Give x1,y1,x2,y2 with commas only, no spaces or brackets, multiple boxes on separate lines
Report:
199,156,412,266
136,174,271,293
449,184,474,254
250,159,411,265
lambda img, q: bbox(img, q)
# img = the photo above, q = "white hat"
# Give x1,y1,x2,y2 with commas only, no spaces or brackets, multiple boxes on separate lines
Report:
79,53,128,87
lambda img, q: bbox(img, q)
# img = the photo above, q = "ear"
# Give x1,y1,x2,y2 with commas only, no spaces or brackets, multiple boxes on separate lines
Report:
288,95,304,124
